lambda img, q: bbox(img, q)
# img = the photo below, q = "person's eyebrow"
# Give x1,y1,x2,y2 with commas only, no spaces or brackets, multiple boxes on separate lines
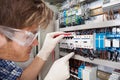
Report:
29,27,40,34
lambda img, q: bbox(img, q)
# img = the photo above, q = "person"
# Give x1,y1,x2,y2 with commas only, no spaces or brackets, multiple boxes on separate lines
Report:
0,0,74,80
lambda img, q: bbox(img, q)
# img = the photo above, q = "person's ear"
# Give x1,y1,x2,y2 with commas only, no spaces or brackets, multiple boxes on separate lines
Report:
0,34,7,47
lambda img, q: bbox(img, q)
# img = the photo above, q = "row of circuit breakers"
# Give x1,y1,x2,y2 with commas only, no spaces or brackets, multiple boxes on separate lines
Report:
59,27,120,61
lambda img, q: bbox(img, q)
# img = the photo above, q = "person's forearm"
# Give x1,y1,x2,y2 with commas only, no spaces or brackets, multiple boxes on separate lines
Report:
18,56,45,80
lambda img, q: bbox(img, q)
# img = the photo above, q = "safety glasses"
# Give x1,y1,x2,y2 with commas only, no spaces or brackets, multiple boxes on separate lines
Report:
0,25,39,46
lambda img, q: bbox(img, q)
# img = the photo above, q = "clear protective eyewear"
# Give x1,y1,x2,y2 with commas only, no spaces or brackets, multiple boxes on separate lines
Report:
0,25,39,46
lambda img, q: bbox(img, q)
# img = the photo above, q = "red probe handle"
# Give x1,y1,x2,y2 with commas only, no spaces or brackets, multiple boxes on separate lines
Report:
54,33,72,38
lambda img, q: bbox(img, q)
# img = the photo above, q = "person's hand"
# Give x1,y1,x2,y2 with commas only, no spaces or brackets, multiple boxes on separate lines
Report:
37,32,64,61
44,52,74,80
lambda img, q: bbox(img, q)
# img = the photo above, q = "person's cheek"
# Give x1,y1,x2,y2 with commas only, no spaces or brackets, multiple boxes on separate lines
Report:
0,35,7,47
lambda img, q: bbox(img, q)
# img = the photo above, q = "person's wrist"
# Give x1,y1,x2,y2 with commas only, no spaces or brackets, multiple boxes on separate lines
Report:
37,49,50,61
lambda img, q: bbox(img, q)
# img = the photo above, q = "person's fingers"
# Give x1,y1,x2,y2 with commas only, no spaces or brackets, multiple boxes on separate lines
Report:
53,32,72,38
62,52,74,63
54,35,64,43
49,32,65,37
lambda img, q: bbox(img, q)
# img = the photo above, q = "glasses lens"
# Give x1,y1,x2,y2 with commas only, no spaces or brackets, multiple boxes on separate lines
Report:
13,31,38,46
24,32,38,46
0,25,38,46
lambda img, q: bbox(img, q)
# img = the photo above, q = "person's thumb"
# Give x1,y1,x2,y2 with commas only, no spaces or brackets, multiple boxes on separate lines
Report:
62,52,74,63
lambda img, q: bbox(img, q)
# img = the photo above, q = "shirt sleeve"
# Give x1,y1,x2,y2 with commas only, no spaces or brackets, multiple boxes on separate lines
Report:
0,59,23,80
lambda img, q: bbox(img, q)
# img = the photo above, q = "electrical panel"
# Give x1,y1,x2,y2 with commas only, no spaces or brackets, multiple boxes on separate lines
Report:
60,27,120,61
57,0,120,80
103,0,120,12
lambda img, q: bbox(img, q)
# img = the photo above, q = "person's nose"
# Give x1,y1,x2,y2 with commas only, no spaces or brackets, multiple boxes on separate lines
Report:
31,39,39,46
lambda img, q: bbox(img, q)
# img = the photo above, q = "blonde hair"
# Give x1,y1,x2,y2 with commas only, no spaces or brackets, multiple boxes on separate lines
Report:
0,0,54,29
